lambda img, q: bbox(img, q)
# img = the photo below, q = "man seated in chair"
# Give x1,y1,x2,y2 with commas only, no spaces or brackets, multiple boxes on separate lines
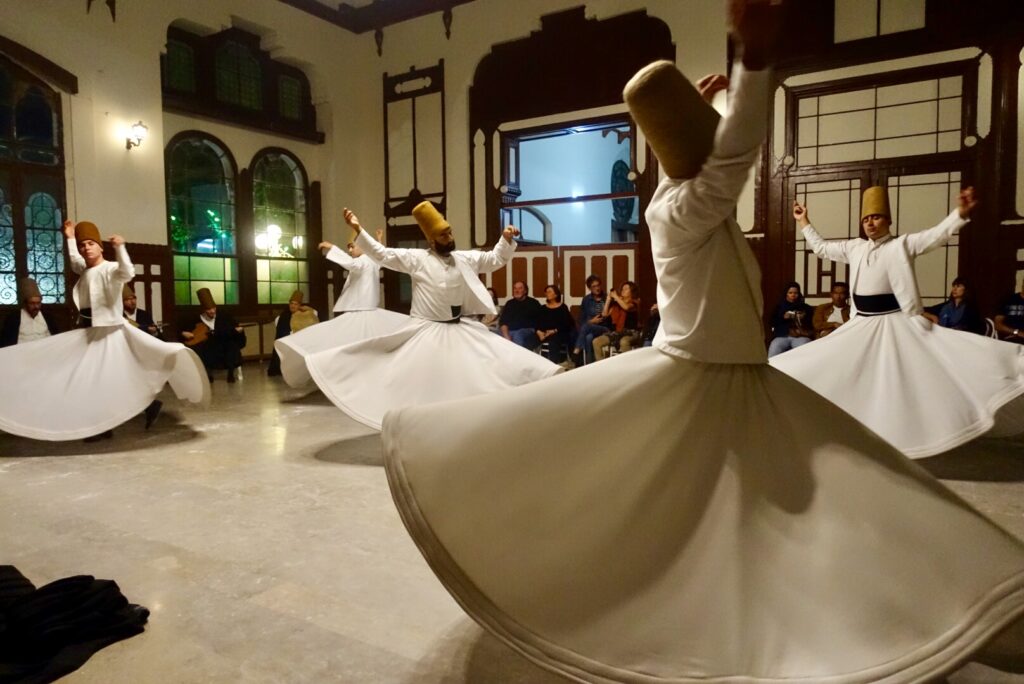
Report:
122,285,160,337
812,282,850,339
0,278,61,347
181,287,246,383
267,289,319,376
992,282,1024,342
499,280,542,349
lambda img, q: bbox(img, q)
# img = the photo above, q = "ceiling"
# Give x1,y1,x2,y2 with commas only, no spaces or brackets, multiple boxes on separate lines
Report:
276,0,477,34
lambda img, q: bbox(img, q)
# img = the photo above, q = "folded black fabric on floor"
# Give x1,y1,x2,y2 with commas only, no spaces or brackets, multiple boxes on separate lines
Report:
0,565,149,684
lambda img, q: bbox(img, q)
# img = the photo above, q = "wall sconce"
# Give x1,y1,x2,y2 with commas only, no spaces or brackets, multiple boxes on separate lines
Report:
126,120,148,150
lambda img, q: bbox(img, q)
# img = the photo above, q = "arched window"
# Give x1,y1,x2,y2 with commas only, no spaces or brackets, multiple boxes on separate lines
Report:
0,54,66,305
165,133,238,306
215,41,261,110
251,150,308,304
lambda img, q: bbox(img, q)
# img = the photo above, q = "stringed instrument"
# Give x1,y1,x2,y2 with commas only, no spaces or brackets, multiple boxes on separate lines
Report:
183,321,210,347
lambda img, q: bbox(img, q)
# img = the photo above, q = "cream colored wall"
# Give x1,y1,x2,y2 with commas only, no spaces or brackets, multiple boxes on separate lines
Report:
0,0,735,252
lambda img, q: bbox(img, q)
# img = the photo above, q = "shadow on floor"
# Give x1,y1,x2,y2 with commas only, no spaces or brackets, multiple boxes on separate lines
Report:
0,411,201,457
278,388,329,405
919,438,1024,482
407,619,564,684
314,434,383,467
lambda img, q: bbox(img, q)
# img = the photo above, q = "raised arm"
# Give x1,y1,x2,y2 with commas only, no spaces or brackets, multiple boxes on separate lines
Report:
903,187,976,257
109,234,136,282
344,208,419,274
321,243,362,271
794,202,854,264
63,220,86,275
666,64,772,236
462,226,519,274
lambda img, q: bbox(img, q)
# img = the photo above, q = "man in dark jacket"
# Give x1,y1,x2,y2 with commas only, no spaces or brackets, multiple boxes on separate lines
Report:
181,287,246,382
498,280,542,349
0,278,60,347
122,284,160,337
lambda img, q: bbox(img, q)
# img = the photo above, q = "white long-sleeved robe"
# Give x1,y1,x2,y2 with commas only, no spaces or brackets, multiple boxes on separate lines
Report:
379,64,1024,683
0,241,208,441
300,231,559,429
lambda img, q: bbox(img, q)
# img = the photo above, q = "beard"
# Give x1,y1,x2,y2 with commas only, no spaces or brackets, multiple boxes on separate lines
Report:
433,240,456,256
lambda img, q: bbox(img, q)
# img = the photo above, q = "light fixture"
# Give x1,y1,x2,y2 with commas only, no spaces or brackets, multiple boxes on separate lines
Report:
126,120,148,150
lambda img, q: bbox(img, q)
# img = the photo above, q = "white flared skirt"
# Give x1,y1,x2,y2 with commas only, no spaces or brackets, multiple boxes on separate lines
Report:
274,308,410,388
383,347,1024,683
770,313,1024,457
306,317,561,430
0,323,209,441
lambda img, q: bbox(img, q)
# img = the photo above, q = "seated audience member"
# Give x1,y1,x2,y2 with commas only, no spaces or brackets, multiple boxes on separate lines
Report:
572,274,611,364
593,281,642,360
0,278,60,347
181,287,246,383
642,303,660,347
268,290,319,376
924,277,984,334
499,280,542,348
536,284,576,364
812,281,850,339
122,284,160,337
767,281,814,357
994,283,1024,342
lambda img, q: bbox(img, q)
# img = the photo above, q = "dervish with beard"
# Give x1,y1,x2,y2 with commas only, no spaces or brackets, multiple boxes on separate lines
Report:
299,201,560,430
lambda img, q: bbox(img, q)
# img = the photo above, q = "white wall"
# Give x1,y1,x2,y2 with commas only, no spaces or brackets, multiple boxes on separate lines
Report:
0,0,733,252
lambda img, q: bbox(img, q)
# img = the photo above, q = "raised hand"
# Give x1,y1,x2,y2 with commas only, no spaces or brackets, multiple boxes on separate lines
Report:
502,225,520,242
957,186,978,219
108,234,125,247
792,201,809,228
318,241,333,251
729,0,785,71
696,74,729,104
375,229,384,242
62,220,75,239
343,208,362,233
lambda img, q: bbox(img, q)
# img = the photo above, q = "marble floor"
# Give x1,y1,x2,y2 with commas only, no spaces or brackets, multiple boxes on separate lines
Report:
1,365,1022,683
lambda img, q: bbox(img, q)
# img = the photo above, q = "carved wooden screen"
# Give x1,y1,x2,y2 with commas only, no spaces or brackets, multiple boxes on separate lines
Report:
382,61,446,222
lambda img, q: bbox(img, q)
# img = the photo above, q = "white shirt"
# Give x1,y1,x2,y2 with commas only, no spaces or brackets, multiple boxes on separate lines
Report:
645,65,770,365
355,230,514,322
826,306,846,325
325,247,382,312
18,309,51,344
200,313,216,328
67,238,136,327
802,211,966,316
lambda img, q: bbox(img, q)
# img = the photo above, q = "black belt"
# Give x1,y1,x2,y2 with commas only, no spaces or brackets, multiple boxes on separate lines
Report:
78,307,93,328
440,305,461,324
854,293,900,316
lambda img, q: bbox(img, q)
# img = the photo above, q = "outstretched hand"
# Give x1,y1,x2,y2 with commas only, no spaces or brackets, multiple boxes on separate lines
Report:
729,0,785,71
792,201,810,228
957,186,978,219
502,225,520,242
108,234,125,247
696,74,729,104
318,241,333,251
343,208,362,234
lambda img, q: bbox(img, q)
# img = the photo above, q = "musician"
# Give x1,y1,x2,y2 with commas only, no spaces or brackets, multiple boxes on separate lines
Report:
181,288,246,383
267,290,319,377
122,285,160,337
0,278,60,347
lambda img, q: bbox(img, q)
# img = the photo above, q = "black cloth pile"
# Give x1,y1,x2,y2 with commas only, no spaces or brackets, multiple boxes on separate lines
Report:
0,566,149,683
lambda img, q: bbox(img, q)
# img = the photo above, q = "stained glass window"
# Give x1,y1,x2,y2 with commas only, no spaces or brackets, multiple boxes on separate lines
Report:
0,57,66,306
252,152,308,304
164,40,196,93
166,136,238,305
0,179,15,305
23,180,65,303
215,41,261,111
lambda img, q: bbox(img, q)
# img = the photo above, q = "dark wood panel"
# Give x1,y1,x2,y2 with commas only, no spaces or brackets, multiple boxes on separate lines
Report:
531,256,548,296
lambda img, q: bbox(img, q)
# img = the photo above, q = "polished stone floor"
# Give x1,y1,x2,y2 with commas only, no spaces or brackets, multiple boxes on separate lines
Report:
1,365,1022,683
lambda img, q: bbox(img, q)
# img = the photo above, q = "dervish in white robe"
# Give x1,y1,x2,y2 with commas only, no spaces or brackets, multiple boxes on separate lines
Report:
0,221,209,441
377,24,1024,683
274,235,408,388
770,187,1024,457
301,202,560,430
